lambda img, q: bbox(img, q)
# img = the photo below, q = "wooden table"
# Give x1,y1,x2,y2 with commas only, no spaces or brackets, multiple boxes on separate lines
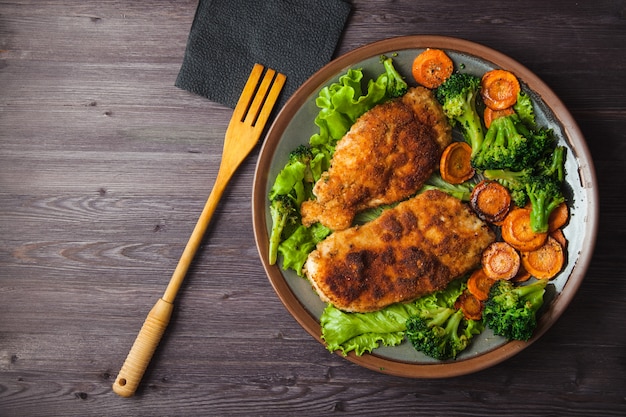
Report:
1,0,625,415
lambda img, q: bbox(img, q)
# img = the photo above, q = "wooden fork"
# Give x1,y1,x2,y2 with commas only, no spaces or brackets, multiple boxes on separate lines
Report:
112,64,286,397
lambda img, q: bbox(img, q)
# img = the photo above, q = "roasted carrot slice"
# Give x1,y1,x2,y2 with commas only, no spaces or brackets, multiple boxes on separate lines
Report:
549,228,568,249
521,236,565,280
470,180,511,223
481,241,521,280
548,202,569,232
501,207,548,252
481,69,521,111
467,268,496,301
440,141,475,184
411,48,454,89
483,106,515,129
454,290,484,321
510,263,532,283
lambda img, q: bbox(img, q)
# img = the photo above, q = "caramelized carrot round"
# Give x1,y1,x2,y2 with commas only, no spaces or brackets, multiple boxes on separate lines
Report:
483,106,515,129
412,48,454,89
481,241,521,280
470,180,512,223
510,263,532,283
440,141,475,184
481,69,521,110
521,236,565,280
548,202,569,232
550,228,568,249
454,290,484,321
467,268,496,301
501,207,548,252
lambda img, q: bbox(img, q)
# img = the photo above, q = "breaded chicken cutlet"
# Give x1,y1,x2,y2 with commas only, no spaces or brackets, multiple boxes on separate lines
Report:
304,190,496,313
300,87,452,231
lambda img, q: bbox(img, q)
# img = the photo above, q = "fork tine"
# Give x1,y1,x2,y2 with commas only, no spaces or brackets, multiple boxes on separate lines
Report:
243,67,276,125
252,71,286,129
231,64,286,129
232,63,265,123
244,68,286,127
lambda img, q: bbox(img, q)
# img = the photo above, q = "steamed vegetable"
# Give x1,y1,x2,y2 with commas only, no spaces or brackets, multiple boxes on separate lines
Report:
435,72,485,157
466,268,496,301
268,195,297,265
525,175,566,234
471,114,555,172
481,69,521,111
321,278,483,360
520,236,565,280
483,279,548,341
501,207,548,252
483,106,515,129
481,241,521,281
405,308,476,360
439,141,475,184
469,179,512,224
411,48,453,89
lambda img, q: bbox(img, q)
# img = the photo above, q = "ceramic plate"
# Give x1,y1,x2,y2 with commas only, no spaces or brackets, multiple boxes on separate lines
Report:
252,35,598,378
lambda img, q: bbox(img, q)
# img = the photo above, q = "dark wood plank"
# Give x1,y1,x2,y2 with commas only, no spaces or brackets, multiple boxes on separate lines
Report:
1,0,625,415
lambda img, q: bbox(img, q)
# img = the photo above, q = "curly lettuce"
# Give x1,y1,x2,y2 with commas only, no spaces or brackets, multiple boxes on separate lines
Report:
321,278,467,356
277,223,331,275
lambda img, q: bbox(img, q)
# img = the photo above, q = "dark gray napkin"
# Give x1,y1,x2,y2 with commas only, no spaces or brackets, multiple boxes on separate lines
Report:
175,0,351,109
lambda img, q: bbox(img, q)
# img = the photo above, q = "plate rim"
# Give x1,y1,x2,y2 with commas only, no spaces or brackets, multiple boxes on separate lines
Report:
252,35,599,378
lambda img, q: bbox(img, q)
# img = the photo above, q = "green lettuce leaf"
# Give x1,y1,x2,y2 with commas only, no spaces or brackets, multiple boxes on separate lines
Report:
278,223,331,276
309,66,400,170
337,332,406,356
320,277,468,356
269,161,308,203
321,302,420,355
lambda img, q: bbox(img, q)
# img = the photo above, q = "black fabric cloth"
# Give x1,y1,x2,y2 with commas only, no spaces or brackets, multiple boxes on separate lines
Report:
175,0,352,109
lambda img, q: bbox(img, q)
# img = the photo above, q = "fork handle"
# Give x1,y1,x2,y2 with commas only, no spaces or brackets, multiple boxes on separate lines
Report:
112,297,173,397
163,167,232,302
112,168,232,397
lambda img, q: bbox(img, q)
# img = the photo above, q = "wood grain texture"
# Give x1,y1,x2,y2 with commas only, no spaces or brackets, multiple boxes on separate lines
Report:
1,0,625,415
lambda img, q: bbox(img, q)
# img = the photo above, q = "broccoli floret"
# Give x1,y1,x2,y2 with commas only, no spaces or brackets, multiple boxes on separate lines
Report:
268,194,298,265
526,175,565,233
435,73,484,157
288,144,314,182
483,167,533,207
518,123,556,165
536,145,566,183
469,100,556,173
269,144,318,206
406,308,478,360
472,115,535,171
513,90,535,127
405,277,483,360
289,144,313,162
379,55,409,98
483,279,548,341
483,166,565,230
471,113,554,172
481,144,566,210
